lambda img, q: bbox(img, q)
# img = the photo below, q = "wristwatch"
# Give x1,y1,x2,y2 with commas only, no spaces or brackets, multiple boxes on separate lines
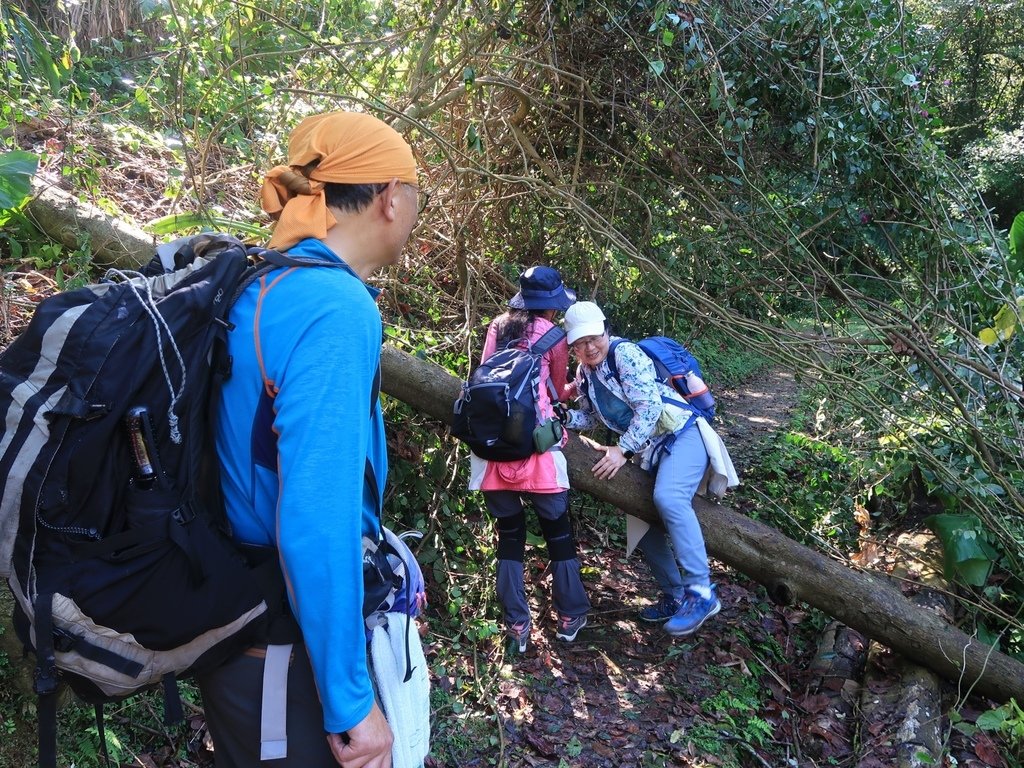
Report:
621,448,635,460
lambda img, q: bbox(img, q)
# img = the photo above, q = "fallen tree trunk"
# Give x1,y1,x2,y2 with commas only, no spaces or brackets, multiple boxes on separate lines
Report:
26,180,154,269
26,200,1024,703
380,345,1024,705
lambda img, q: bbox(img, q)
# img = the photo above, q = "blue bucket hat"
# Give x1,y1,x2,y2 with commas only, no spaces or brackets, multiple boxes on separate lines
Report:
508,266,576,311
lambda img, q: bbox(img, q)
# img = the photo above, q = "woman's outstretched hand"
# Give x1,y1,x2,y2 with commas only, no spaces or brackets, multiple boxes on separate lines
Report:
592,444,628,480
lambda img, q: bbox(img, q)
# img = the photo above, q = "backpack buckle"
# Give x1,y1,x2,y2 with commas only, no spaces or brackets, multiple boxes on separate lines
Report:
172,504,196,525
52,627,79,653
33,658,59,696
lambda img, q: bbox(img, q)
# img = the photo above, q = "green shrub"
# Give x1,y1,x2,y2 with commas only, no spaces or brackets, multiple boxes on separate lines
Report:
965,129,1024,228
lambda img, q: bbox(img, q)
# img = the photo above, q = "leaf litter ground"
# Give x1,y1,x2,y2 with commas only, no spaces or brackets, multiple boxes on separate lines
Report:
416,369,1011,768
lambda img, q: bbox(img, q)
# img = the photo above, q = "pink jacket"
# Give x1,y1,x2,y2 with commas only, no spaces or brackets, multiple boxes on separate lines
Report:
468,316,572,493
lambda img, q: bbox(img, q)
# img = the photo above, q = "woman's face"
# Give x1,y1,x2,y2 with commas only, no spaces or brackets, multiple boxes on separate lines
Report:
571,332,610,368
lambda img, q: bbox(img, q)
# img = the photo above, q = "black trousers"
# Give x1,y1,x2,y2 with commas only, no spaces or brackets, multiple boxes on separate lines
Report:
196,643,338,767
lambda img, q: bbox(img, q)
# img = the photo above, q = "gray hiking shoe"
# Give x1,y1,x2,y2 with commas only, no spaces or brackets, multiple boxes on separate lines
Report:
555,614,588,642
507,621,530,653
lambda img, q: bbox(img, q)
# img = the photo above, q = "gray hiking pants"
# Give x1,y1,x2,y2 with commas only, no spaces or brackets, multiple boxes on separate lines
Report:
484,490,590,627
637,425,713,599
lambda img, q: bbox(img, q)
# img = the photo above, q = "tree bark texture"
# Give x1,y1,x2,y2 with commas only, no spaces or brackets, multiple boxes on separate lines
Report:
24,204,1024,704
27,180,155,269
379,345,1024,705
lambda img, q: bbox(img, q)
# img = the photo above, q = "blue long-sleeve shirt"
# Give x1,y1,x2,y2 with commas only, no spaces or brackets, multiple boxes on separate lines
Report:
215,237,386,734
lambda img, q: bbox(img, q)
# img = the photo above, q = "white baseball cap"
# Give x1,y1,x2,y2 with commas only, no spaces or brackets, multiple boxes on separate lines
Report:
564,301,607,345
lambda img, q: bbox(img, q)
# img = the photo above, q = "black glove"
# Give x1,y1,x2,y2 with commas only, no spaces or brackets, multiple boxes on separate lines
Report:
553,401,569,424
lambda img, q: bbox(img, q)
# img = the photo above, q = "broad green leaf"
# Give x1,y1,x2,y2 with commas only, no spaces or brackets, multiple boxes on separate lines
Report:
1010,211,1024,257
925,514,999,587
464,124,483,154
649,59,666,77
1009,210,1024,275
975,709,1008,731
0,150,39,211
993,305,1017,337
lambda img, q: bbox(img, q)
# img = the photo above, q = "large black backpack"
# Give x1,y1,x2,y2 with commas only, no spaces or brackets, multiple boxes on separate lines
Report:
451,326,565,461
0,234,309,768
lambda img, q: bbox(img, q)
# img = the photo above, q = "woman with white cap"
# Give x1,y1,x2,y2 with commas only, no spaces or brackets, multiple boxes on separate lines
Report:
469,266,591,652
561,301,721,637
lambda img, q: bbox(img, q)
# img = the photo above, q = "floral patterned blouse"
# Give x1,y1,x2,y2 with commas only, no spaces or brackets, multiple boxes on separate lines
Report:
565,337,693,467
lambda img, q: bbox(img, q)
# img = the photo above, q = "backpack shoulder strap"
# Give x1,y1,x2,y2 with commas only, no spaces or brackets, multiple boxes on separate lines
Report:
257,248,340,269
530,325,566,356
605,338,626,381
247,257,384,523
607,338,692,412
531,326,566,404
228,248,344,308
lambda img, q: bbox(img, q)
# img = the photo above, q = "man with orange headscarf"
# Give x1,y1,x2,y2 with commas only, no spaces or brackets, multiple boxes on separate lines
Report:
196,111,423,768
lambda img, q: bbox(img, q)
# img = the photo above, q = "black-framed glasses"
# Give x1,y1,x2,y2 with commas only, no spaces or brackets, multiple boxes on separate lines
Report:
403,182,430,215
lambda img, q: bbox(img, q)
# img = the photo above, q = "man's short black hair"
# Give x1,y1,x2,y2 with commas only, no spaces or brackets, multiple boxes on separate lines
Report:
296,161,389,213
323,182,389,213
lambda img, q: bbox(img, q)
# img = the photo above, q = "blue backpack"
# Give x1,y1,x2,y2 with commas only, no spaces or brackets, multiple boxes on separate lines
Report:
605,336,716,420
451,326,565,461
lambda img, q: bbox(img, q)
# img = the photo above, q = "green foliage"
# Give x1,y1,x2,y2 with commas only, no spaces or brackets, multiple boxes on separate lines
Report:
1011,211,1024,277
667,662,775,767
0,150,37,214
0,3,70,96
926,513,1001,587
428,680,498,765
965,129,1024,227
701,669,774,747
974,699,1024,762
976,295,1023,347
687,330,769,390
917,1,1024,152
747,427,862,551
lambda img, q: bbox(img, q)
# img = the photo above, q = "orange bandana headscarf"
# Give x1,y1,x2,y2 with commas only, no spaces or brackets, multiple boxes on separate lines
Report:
260,111,417,250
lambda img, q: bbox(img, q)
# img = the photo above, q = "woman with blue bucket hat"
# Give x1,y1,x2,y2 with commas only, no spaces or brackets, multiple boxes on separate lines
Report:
468,266,591,653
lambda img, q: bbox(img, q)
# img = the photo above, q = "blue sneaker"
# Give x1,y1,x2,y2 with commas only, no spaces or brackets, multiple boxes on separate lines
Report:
639,595,681,623
664,587,721,637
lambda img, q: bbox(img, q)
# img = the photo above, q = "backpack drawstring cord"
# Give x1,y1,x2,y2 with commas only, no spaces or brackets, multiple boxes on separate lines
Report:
106,269,187,443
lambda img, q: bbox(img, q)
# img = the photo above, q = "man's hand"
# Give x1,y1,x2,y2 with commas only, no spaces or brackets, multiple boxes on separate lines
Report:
326,703,392,768
592,444,628,480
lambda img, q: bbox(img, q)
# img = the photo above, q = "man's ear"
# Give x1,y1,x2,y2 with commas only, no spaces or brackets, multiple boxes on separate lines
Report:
379,178,401,222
